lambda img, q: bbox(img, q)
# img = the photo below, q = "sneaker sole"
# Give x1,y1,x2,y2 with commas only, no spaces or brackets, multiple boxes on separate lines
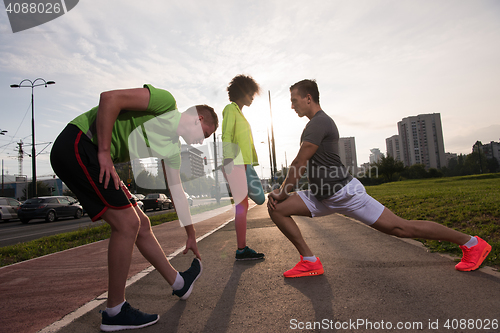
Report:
284,269,324,278
235,256,265,261
180,259,203,300
456,244,492,272
100,315,159,332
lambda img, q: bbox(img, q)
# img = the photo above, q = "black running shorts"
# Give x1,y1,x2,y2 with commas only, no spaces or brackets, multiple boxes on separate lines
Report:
50,124,136,221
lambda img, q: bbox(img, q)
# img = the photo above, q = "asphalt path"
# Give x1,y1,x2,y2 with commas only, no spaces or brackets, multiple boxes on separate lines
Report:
26,201,500,333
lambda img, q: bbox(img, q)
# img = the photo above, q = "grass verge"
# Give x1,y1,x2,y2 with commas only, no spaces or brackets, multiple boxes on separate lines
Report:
365,173,500,270
0,201,231,267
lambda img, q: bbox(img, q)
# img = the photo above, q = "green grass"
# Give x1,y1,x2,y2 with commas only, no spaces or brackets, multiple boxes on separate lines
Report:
0,201,231,267
365,173,500,269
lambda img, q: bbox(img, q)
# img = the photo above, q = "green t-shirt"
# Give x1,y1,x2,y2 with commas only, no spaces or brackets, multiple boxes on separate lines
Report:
69,84,181,168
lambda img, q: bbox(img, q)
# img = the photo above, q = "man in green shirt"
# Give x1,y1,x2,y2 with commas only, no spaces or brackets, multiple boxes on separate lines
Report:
51,84,218,331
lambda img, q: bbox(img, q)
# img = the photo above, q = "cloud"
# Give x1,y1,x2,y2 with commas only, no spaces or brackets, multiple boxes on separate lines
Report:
1,0,499,178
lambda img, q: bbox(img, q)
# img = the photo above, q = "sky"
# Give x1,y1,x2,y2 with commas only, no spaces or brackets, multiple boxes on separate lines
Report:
1,0,499,181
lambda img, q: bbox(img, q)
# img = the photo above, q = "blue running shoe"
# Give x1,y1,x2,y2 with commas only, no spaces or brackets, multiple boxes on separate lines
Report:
172,258,202,300
100,302,159,331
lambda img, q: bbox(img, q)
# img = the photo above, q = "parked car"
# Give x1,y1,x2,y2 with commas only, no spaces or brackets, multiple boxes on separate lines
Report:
142,193,172,211
17,196,83,224
185,192,194,206
0,197,22,222
135,193,145,200
131,194,144,212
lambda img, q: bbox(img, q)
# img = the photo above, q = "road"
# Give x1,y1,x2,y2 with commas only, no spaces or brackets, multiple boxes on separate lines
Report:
0,208,177,247
12,201,498,333
0,215,103,247
0,197,231,247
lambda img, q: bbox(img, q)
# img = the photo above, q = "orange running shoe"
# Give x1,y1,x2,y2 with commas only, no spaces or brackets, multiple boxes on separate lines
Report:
284,256,324,278
455,236,492,271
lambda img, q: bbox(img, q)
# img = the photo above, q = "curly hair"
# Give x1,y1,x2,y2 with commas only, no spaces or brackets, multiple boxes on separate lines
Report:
227,75,260,102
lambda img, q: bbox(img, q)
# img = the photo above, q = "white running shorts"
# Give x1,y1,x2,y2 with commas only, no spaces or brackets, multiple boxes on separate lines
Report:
297,178,385,226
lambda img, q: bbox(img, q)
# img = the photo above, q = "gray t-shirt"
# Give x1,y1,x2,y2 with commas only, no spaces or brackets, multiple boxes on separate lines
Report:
300,110,352,200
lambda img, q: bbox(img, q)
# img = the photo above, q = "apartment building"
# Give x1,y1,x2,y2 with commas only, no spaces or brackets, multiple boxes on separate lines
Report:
385,135,402,162
180,144,205,179
397,113,446,169
338,137,358,174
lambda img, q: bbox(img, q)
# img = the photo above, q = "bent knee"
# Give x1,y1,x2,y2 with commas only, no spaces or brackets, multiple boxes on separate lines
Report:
268,203,294,220
138,215,152,230
114,216,141,236
268,205,283,221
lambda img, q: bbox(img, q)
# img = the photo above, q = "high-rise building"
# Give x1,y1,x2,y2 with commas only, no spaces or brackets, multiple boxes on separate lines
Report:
180,145,205,179
397,113,446,169
338,137,357,174
473,141,500,165
369,148,383,164
385,135,402,162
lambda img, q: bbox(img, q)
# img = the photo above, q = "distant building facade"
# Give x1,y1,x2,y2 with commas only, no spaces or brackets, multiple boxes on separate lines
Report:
369,148,383,164
473,141,500,165
397,113,446,169
338,137,358,174
180,145,205,179
385,135,402,162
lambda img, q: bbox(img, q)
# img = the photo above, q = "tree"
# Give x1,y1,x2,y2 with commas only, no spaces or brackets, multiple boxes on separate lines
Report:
427,168,443,178
487,157,499,173
401,164,428,179
465,151,487,174
377,156,405,182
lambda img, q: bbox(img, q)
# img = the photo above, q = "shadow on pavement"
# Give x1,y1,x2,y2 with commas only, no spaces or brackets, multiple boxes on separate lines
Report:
284,275,334,324
202,260,262,333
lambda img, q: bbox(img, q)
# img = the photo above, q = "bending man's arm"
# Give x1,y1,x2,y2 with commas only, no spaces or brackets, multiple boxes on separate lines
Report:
163,162,201,259
96,88,150,189
267,141,318,209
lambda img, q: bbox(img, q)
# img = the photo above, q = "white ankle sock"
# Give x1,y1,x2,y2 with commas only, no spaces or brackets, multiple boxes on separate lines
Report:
463,236,478,248
172,272,184,290
303,256,317,262
106,301,125,317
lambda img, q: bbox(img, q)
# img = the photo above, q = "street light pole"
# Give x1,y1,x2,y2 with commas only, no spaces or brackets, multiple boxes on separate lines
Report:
10,78,55,198
268,91,277,185
1,130,9,196
213,133,220,205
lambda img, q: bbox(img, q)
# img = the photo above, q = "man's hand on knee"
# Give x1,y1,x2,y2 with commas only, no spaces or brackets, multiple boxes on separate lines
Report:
267,189,291,213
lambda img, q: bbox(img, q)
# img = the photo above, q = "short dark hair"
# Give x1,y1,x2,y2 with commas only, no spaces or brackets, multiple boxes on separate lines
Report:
227,75,260,102
196,104,219,131
290,79,320,104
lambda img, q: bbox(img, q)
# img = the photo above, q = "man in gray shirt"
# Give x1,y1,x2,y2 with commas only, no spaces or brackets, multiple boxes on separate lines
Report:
300,109,352,201
267,79,491,278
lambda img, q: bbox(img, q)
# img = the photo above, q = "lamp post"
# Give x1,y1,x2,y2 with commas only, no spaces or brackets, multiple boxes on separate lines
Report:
213,133,220,204
10,78,55,198
1,131,6,196
268,91,277,185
